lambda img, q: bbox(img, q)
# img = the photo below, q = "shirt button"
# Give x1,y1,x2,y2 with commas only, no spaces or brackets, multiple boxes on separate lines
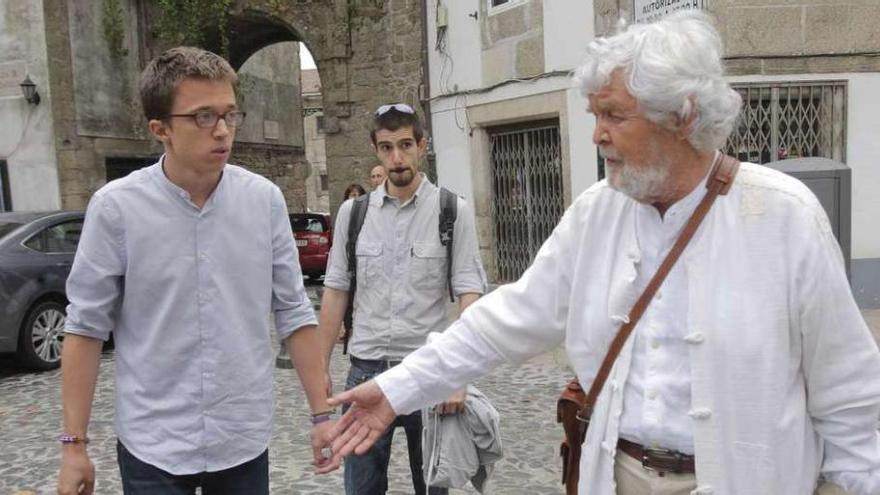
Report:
656,291,663,300
688,408,712,420
651,340,660,350
684,332,705,344
647,390,657,400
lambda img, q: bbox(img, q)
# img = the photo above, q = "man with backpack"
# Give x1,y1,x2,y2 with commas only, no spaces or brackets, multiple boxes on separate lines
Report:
318,103,487,494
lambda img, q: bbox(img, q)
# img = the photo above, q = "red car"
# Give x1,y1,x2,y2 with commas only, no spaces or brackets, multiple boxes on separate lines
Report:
289,213,332,279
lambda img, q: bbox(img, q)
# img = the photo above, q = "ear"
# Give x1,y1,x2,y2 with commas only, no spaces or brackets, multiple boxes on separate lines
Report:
148,119,171,144
417,136,428,155
674,97,698,140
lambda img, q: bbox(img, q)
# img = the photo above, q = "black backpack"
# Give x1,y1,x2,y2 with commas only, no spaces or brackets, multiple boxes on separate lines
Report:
341,187,458,354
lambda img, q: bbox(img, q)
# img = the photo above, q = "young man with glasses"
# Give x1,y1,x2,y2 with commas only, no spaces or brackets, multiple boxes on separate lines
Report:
317,104,487,494
57,47,334,495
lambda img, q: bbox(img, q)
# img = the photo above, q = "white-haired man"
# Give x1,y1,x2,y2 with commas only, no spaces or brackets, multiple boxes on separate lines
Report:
320,12,880,495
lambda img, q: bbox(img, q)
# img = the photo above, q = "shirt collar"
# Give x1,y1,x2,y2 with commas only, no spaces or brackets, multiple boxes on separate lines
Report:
373,173,435,207
150,155,227,212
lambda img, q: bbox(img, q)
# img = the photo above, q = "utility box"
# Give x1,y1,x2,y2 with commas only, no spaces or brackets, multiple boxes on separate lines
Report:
763,157,851,278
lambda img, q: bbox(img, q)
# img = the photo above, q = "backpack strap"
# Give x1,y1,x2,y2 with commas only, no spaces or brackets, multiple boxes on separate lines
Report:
342,193,370,355
439,187,458,303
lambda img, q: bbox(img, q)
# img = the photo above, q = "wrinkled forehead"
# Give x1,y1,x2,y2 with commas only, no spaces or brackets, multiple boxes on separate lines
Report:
586,72,639,113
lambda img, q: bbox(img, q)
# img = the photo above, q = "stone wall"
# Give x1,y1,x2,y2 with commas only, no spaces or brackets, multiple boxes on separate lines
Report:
594,0,880,75
42,0,308,210
480,0,545,86
0,0,61,210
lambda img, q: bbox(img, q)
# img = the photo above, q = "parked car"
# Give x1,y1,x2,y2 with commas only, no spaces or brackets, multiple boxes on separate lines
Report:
0,211,85,370
289,212,332,279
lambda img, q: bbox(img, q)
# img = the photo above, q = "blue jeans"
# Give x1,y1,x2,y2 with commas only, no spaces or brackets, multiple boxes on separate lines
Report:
116,441,269,495
343,357,448,495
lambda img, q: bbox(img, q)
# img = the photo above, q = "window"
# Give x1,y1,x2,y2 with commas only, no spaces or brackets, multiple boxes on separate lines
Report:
0,160,11,211
24,220,84,254
724,81,846,164
106,157,158,182
487,0,524,13
320,174,329,191
316,115,325,133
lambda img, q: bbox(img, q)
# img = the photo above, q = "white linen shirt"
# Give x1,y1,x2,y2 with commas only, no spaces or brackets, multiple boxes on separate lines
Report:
376,162,880,495
64,160,317,475
617,167,710,455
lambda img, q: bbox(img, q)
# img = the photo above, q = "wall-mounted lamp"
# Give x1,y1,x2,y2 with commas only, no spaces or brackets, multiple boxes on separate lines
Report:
20,75,40,105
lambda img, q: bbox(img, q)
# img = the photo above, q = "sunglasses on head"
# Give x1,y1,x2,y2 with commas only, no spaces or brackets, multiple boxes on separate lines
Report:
375,103,415,116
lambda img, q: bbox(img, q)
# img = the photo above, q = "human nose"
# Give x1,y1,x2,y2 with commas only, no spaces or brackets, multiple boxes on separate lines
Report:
390,146,404,163
213,117,230,138
592,118,608,146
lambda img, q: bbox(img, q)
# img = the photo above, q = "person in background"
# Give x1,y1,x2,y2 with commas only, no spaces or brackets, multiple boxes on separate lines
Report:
343,183,366,201
369,164,386,190
319,103,487,494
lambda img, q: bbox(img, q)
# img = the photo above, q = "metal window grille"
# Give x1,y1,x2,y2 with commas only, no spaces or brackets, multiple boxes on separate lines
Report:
724,81,846,164
488,121,564,282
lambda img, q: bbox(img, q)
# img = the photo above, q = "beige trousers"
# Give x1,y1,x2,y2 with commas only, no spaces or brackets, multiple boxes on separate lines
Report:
613,449,850,495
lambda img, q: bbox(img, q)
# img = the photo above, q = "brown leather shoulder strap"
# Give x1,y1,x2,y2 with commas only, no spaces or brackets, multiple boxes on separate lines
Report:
577,154,739,423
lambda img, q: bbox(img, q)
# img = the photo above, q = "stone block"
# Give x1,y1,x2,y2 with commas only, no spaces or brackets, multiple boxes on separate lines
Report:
803,5,852,54
851,5,880,51
488,5,528,42
516,36,544,78
482,44,515,87
529,0,543,30
726,6,803,57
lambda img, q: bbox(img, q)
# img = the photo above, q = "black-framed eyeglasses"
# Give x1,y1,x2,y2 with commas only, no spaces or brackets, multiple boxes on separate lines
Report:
374,103,414,116
167,110,247,129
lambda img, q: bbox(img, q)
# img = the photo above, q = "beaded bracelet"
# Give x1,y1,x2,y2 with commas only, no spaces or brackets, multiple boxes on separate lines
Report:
59,433,90,444
311,414,333,425
310,410,335,425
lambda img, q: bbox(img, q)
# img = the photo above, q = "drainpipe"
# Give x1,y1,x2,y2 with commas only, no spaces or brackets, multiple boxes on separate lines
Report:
420,0,437,183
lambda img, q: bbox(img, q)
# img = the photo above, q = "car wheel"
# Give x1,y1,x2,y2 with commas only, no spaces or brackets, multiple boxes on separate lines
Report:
17,300,67,370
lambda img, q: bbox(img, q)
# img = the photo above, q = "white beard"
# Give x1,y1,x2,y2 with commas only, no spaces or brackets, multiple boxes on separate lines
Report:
607,158,672,203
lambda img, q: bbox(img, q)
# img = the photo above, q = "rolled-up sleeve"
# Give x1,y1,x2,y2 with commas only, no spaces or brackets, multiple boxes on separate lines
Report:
270,187,317,341
322,199,354,292
450,198,487,296
64,192,126,341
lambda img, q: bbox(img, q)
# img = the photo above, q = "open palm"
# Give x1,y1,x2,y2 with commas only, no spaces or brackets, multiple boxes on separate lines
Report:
319,379,396,473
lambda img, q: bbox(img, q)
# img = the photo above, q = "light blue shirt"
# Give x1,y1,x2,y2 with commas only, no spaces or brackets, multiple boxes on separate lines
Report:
324,176,487,360
64,159,317,475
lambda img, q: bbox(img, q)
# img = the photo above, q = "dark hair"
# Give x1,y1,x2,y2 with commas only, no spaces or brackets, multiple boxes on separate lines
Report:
343,183,366,200
370,108,425,145
139,46,237,121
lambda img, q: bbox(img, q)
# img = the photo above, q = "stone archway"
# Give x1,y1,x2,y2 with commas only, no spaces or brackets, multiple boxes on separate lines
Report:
219,1,427,215
44,0,426,215
184,1,428,214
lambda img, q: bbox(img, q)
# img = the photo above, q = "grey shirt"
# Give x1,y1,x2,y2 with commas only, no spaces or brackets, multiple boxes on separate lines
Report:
64,160,317,474
324,175,486,360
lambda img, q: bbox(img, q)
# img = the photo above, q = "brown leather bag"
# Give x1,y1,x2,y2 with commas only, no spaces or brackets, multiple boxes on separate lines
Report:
557,154,740,494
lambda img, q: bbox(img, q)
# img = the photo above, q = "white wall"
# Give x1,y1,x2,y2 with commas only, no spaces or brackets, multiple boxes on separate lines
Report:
427,0,482,97
427,0,599,202
728,72,880,261
0,0,60,211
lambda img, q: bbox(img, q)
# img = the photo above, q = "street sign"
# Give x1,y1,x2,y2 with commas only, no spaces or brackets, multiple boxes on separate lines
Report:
633,0,709,24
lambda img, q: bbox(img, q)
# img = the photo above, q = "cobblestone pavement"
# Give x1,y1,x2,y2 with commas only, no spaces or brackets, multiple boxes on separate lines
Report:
0,282,572,494
2,281,878,495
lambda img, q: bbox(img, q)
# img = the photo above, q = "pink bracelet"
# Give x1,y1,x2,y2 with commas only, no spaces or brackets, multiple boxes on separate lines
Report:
59,433,90,444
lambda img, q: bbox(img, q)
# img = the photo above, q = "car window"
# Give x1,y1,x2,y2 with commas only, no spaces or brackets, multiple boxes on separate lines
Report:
0,221,22,239
26,220,83,253
290,216,328,233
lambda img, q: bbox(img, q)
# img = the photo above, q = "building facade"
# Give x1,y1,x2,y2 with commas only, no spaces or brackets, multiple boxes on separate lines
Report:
427,0,880,308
